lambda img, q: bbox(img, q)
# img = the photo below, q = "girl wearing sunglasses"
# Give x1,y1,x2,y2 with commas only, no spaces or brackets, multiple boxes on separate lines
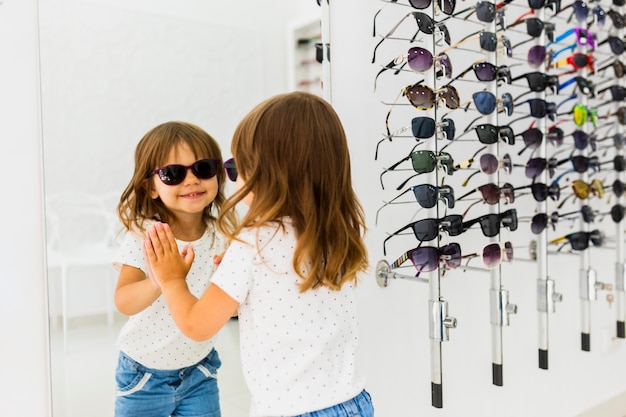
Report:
113,121,237,417
144,92,375,416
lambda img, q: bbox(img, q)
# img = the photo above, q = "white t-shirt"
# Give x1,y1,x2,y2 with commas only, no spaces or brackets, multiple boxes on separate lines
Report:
211,219,365,416
113,221,227,370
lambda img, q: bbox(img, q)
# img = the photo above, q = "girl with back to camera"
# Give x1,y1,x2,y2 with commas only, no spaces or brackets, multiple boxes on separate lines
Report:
113,121,236,417
144,91,375,417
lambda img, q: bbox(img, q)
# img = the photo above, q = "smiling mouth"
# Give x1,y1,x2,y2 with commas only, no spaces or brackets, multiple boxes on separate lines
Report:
181,191,205,198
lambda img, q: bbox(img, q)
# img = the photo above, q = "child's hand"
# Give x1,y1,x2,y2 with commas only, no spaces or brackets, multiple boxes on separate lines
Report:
144,222,194,288
213,251,226,266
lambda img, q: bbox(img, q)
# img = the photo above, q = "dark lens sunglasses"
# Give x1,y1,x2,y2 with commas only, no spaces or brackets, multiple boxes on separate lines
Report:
611,204,625,223
516,98,557,120
376,183,455,224
404,83,460,110
383,215,463,255
528,0,561,11
518,18,556,42
223,158,238,182
462,209,518,237
515,182,560,202
378,116,455,158
473,124,515,145
470,91,514,115
373,12,450,62
511,71,559,93
374,47,452,90
598,85,626,101
599,36,625,55
572,130,597,151
148,158,220,186
530,206,595,234
387,0,456,15
451,61,512,84
517,127,563,155
525,157,558,179
389,242,462,277
463,241,513,269
380,148,454,190
551,229,603,251
457,182,515,204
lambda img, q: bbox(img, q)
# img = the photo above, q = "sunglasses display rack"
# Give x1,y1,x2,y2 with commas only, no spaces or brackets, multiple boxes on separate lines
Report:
372,0,626,409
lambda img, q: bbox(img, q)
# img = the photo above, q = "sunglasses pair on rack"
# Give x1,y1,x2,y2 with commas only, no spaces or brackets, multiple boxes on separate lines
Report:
465,91,514,116
385,82,460,112
557,1,607,24
550,229,603,251
515,182,561,202
462,209,518,238
374,47,452,90
556,179,604,208
390,243,461,277
463,241,513,269
383,215,463,255
375,183,455,224
598,36,625,55
372,11,450,63
443,30,512,57
517,126,564,155
450,61,512,85
510,16,556,43
379,147,454,190
377,116,455,159
531,205,596,234
596,59,626,78
148,158,238,185
455,123,516,145
383,0,456,15
527,0,561,11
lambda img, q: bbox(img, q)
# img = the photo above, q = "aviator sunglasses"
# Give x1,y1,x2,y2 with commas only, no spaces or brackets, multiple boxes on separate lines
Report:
148,158,221,186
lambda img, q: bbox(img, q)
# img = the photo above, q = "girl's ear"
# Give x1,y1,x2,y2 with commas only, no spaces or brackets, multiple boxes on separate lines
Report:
143,178,160,199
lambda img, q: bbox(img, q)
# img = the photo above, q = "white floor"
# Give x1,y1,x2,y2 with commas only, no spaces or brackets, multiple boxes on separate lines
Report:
49,314,251,417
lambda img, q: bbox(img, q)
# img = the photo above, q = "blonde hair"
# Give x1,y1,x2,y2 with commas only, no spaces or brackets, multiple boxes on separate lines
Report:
217,92,368,291
118,121,237,233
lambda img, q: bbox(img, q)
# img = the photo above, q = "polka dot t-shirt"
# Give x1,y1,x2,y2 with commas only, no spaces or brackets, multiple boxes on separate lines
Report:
113,221,227,370
211,219,365,416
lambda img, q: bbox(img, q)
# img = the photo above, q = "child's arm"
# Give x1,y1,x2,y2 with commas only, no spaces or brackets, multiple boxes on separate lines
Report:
114,264,161,316
145,222,238,341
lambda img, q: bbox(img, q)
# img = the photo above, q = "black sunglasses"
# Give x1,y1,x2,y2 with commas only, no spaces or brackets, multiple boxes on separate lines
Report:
550,229,603,251
372,11,450,63
223,158,238,182
375,184,455,224
511,71,560,93
383,215,463,255
450,61,512,84
148,158,221,186
531,205,595,234
462,208,518,237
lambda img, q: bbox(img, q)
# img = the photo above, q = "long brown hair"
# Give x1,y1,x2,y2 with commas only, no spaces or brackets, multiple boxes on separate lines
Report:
217,92,368,291
118,121,237,233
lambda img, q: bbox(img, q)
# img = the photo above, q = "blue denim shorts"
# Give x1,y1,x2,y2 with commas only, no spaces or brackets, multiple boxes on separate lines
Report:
296,390,374,417
114,349,221,417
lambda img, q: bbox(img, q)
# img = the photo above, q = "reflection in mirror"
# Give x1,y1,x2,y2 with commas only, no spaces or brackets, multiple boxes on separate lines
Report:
39,1,322,416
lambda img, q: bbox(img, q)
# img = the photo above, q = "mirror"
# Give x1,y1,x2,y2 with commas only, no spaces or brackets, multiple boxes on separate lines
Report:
39,1,324,416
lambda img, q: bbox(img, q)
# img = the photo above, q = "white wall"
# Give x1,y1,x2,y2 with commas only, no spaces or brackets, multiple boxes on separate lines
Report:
331,1,626,416
0,1,50,416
